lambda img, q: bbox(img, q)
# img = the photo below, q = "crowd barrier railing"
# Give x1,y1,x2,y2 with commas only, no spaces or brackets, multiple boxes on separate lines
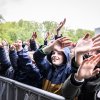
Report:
0,76,65,100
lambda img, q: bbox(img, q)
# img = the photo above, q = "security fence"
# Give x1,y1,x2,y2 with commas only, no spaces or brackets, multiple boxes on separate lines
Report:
0,76,65,100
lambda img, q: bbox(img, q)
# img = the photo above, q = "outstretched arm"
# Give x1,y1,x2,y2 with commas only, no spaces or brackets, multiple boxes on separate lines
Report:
42,37,73,54
75,53,100,80
62,54,100,99
56,18,66,33
0,42,11,72
15,40,41,80
75,33,100,66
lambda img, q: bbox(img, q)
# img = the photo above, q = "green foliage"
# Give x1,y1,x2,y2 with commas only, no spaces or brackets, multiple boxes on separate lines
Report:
43,21,57,34
0,18,94,45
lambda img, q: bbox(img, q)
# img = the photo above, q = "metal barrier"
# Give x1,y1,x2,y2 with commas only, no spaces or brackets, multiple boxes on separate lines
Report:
0,76,65,100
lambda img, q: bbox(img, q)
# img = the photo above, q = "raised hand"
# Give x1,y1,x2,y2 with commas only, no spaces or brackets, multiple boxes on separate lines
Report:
91,34,100,51
52,37,73,50
92,34,100,41
75,54,100,81
62,18,66,25
32,32,37,39
45,32,50,40
56,18,66,32
9,44,16,51
75,33,93,54
75,33,100,54
42,37,73,54
75,33,100,66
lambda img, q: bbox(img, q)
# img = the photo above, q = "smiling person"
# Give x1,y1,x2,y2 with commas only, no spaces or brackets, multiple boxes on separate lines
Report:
33,37,75,95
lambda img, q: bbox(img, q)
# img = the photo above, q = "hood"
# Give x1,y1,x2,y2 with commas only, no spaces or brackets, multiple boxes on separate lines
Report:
47,47,71,65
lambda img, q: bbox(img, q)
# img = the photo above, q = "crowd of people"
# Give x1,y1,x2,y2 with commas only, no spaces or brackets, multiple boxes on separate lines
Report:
0,18,100,100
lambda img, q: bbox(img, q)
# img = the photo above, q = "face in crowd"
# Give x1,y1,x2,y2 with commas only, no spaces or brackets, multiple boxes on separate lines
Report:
51,49,65,66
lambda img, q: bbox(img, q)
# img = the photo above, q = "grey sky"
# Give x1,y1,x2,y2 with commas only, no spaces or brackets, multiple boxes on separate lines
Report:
0,0,100,30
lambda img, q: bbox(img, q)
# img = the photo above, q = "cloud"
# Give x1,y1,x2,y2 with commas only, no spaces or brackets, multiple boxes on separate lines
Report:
0,0,100,30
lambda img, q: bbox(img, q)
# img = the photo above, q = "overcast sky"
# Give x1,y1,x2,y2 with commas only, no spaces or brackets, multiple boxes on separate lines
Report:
0,0,100,30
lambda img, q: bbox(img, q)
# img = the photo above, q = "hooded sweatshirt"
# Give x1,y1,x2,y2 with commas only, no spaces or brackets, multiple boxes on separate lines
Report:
33,47,73,95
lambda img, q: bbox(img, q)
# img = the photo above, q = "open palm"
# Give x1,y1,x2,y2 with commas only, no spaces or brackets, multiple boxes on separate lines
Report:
76,54,100,80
